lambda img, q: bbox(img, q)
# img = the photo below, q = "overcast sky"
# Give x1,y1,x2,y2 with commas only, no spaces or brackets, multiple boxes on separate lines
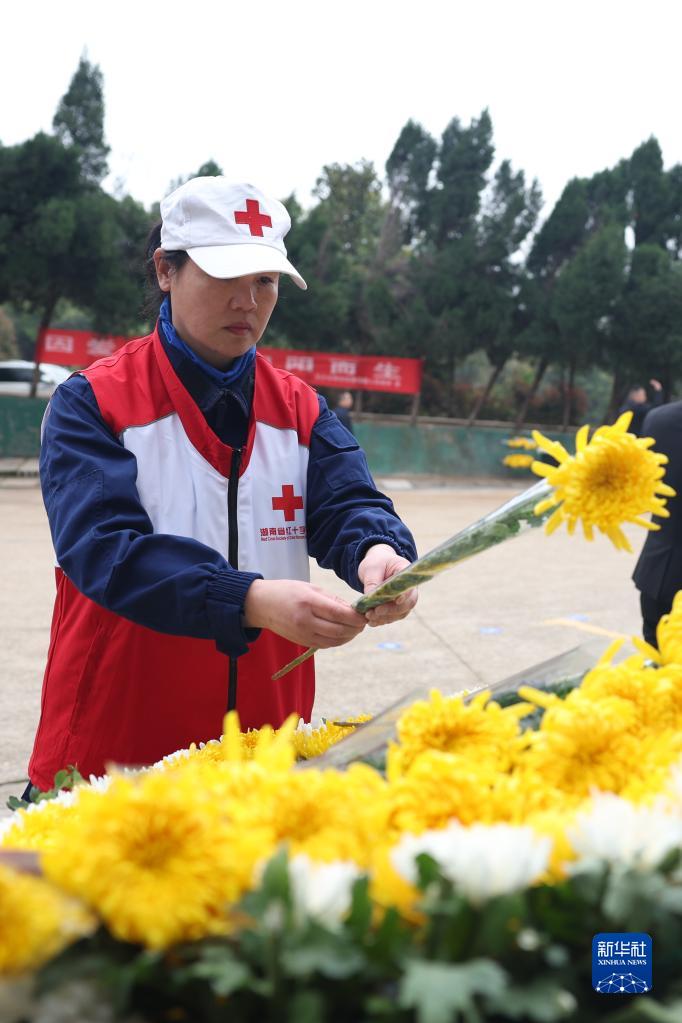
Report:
4,0,682,221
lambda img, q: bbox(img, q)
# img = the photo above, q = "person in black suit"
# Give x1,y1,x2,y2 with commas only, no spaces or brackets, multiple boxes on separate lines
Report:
632,397,682,645
618,379,663,435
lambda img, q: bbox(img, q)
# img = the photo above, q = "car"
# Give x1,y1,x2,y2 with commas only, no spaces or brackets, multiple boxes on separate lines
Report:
0,360,72,398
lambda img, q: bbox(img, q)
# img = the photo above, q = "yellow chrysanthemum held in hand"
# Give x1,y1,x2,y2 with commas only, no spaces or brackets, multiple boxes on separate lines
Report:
531,411,675,551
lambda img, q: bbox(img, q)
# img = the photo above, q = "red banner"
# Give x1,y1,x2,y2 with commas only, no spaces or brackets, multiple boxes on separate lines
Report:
35,329,423,394
259,348,422,394
36,328,129,367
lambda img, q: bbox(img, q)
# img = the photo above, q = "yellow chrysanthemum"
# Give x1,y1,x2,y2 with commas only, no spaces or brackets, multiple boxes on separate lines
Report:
388,689,531,777
292,716,373,759
173,715,371,768
386,751,505,834
518,685,682,799
584,663,681,734
525,808,581,880
237,764,389,868
505,436,538,450
40,770,270,949
531,412,675,551
0,797,81,853
0,864,88,976
369,843,423,924
656,593,682,665
633,590,682,667
503,453,535,469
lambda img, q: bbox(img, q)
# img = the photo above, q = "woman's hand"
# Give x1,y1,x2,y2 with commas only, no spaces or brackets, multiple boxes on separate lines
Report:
357,544,418,627
243,579,367,649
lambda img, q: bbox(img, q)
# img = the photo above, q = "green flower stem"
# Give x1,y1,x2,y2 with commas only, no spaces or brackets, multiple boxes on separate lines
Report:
272,479,552,681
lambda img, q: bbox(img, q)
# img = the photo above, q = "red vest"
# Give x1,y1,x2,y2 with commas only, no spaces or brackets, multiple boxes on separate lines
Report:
29,331,318,789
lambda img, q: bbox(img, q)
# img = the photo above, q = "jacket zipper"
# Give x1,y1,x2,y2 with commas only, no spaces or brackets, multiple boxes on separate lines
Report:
227,447,242,713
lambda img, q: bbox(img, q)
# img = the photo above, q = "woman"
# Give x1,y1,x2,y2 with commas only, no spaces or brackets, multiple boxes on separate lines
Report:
26,177,417,791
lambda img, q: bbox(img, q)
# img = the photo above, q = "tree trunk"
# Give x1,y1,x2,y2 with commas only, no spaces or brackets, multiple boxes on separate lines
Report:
30,295,58,398
315,226,333,280
467,359,506,426
376,204,403,265
447,345,456,418
604,368,624,424
561,358,576,430
514,357,549,429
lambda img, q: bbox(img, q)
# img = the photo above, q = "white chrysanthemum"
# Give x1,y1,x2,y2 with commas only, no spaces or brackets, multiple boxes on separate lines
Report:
391,822,551,904
86,774,113,793
151,746,195,769
664,759,682,807
0,816,17,843
0,779,114,847
567,792,682,871
288,854,361,929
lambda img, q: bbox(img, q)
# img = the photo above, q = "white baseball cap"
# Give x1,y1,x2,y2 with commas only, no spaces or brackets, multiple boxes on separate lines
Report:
160,177,307,290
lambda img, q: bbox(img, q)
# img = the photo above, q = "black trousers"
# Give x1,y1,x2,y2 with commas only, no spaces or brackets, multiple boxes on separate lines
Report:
640,592,671,648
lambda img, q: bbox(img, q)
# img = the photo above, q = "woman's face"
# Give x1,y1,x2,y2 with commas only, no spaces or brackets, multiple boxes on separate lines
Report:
154,250,280,368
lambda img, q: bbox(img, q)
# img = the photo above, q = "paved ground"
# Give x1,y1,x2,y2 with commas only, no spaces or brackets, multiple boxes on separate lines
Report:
0,475,646,817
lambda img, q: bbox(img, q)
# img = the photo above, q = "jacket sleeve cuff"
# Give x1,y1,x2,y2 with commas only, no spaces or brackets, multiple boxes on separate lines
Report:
351,534,416,591
206,569,263,656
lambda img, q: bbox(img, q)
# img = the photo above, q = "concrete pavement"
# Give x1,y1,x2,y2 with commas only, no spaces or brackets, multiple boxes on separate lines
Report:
0,476,645,816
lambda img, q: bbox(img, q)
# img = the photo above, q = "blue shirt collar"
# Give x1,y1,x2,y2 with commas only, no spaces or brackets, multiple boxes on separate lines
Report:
159,296,256,388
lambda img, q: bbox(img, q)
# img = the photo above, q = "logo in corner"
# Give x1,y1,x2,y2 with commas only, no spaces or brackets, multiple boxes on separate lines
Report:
592,933,652,994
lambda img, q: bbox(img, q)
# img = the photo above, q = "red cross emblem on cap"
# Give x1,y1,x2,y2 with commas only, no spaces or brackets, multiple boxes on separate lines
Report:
272,484,304,522
234,198,273,237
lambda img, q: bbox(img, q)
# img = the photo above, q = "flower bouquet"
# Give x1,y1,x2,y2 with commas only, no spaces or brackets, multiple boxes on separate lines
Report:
274,412,674,678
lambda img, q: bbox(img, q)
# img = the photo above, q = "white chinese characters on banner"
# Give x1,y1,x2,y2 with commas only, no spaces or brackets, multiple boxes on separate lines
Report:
372,361,402,386
86,338,118,358
329,359,358,377
44,334,75,354
285,355,315,373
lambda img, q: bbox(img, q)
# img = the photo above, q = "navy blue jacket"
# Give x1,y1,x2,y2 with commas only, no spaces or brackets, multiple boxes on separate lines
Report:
40,331,417,658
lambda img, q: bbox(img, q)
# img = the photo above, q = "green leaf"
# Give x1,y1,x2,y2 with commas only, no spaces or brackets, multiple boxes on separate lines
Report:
33,766,86,805
415,852,443,890
399,958,506,1023
281,929,365,979
371,906,413,965
260,847,292,905
604,999,682,1023
486,978,574,1021
346,875,373,937
286,990,326,1023
176,946,252,997
6,795,28,811
470,892,528,958
602,868,668,927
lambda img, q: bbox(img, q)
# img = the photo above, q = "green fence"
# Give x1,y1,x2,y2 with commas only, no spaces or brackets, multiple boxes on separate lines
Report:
354,419,574,479
0,396,48,458
0,396,575,478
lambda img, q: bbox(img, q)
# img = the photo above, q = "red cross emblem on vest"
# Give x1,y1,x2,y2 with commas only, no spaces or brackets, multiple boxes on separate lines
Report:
272,484,304,522
234,199,272,237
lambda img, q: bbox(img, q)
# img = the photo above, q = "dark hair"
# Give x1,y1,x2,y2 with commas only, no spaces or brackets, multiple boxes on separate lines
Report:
143,221,190,319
